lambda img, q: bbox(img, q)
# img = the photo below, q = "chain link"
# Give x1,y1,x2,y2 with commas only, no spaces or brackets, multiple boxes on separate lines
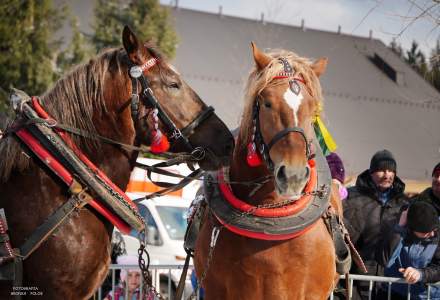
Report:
190,225,222,300
248,184,328,210
137,230,166,300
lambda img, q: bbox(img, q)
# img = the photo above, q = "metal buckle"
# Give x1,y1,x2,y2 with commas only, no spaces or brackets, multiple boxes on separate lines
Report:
44,118,57,128
143,87,153,97
170,129,182,140
191,147,206,161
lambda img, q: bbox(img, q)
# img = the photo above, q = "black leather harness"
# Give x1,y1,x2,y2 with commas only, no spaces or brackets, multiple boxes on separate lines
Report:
205,139,330,237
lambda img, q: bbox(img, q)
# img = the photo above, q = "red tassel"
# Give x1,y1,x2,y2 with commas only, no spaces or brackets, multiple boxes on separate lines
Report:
308,159,316,168
246,143,262,167
150,129,170,153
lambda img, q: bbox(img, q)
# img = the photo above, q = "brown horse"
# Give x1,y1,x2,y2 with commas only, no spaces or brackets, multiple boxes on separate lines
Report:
194,43,343,299
0,27,233,299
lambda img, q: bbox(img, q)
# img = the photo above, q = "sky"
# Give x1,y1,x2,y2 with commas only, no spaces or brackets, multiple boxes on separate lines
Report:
160,0,439,58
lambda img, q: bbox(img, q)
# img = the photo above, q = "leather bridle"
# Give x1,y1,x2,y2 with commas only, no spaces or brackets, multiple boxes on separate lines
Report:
126,55,216,154
253,57,313,171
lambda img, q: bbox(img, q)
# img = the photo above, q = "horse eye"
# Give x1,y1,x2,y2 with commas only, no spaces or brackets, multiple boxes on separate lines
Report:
264,100,272,108
168,82,180,89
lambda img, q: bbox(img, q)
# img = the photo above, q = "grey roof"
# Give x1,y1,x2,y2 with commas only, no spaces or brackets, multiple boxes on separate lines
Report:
169,7,440,181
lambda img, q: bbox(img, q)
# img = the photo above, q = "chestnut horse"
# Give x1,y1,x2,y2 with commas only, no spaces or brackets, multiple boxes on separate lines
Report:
0,27,233,299
194,43,343,299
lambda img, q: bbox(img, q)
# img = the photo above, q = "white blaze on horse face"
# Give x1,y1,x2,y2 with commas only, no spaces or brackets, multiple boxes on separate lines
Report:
283,86,303,126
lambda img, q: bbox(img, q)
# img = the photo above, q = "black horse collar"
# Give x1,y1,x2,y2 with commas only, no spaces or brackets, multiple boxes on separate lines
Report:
204,138,331,240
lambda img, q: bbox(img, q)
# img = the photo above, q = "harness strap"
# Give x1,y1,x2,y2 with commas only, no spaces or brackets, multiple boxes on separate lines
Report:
0,209,15,267
24,99,144,232
19,180,92,260
137,160,201,188
133,72,194,152
133,168,203,202
181,106,215,137
175,253,191,300
266,127,310,158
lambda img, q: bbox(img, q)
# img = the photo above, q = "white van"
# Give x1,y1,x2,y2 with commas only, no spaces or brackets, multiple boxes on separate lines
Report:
114,157,201,298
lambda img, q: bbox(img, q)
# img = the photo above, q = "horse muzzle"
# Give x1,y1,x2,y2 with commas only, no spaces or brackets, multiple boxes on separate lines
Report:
274,164,310,199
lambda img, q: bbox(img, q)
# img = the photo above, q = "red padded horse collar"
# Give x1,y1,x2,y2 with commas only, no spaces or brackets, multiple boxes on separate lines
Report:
204,140,331,241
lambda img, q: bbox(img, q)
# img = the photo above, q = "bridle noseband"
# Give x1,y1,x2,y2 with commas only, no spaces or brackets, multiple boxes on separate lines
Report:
252,57,313,171
126,56,215,153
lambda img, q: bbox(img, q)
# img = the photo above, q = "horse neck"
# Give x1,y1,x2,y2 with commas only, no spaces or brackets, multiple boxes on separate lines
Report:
229,142,277,206
82,82,137,188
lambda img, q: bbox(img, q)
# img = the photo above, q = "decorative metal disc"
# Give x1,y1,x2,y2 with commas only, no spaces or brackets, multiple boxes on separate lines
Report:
129,66,143,78
289,80,301,95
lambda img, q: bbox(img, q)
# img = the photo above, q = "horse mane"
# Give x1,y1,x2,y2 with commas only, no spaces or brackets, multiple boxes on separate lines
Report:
237,49,324,151
0,44,165,182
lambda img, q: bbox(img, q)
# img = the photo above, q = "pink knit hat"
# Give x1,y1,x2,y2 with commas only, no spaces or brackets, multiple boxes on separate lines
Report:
117,255,140,282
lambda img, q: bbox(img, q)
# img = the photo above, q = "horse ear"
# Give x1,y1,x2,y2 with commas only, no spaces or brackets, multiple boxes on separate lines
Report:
311,57,328,77
122,26,149,64
251,42,271,71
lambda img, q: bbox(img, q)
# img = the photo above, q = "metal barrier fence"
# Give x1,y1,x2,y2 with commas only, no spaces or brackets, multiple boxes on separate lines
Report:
95,264,440,300
331,274,440,300
94,264,197,300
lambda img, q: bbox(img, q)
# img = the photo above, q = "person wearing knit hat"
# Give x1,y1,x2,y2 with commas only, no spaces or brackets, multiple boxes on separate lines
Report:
343,149,408,300
369,149,398,196
410,162,440,217
378,201,440,300
326,152,348,200
104,254,143,300
407,201,439,235
369,149,397,174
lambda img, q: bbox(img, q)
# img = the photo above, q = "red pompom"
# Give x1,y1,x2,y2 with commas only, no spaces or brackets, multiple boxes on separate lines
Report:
308,159,316,168
150,129,170,153
246,143,262,167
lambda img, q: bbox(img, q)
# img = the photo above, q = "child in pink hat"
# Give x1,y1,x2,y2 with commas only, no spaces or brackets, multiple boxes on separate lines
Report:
104,255,147,300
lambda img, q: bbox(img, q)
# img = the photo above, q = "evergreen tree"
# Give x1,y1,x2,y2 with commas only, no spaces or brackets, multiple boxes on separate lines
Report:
429,40,440,92
91,0,178,58
405,40,428,77
389,39,403,58
0,0,65,111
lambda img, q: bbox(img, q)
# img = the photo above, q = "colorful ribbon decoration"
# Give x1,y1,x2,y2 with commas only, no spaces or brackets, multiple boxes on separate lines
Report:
313,115,337,156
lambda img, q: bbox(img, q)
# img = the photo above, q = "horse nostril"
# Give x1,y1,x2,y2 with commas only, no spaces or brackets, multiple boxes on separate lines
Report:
276,166,287,183
304,166,310,178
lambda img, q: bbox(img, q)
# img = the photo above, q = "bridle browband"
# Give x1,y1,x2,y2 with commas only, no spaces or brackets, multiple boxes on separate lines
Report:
126,55,215,153
253,57,312,171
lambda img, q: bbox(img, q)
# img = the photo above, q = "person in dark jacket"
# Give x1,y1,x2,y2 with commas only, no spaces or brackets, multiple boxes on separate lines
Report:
343,149,409,299
413,162,440,212
377,201,440,300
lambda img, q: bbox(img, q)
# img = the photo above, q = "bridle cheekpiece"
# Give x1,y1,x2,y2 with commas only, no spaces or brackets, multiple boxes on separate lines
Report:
246,57,313,171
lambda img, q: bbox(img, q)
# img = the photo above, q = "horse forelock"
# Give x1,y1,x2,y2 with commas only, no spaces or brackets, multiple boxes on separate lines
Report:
237,49,324,151
0,48,130,182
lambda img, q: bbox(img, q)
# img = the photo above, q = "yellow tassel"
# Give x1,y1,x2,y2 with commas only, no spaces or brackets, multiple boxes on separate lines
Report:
315,116,337,152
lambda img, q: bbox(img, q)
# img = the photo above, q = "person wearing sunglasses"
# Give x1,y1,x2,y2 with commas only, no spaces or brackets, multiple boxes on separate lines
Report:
377,201,440,300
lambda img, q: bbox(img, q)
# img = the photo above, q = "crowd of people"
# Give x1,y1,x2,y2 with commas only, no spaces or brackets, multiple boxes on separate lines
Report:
104,149,440,300
328,149,440,300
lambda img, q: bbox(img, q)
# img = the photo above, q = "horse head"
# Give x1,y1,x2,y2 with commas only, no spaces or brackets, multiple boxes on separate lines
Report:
236,42,328,199
104,26,234,170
